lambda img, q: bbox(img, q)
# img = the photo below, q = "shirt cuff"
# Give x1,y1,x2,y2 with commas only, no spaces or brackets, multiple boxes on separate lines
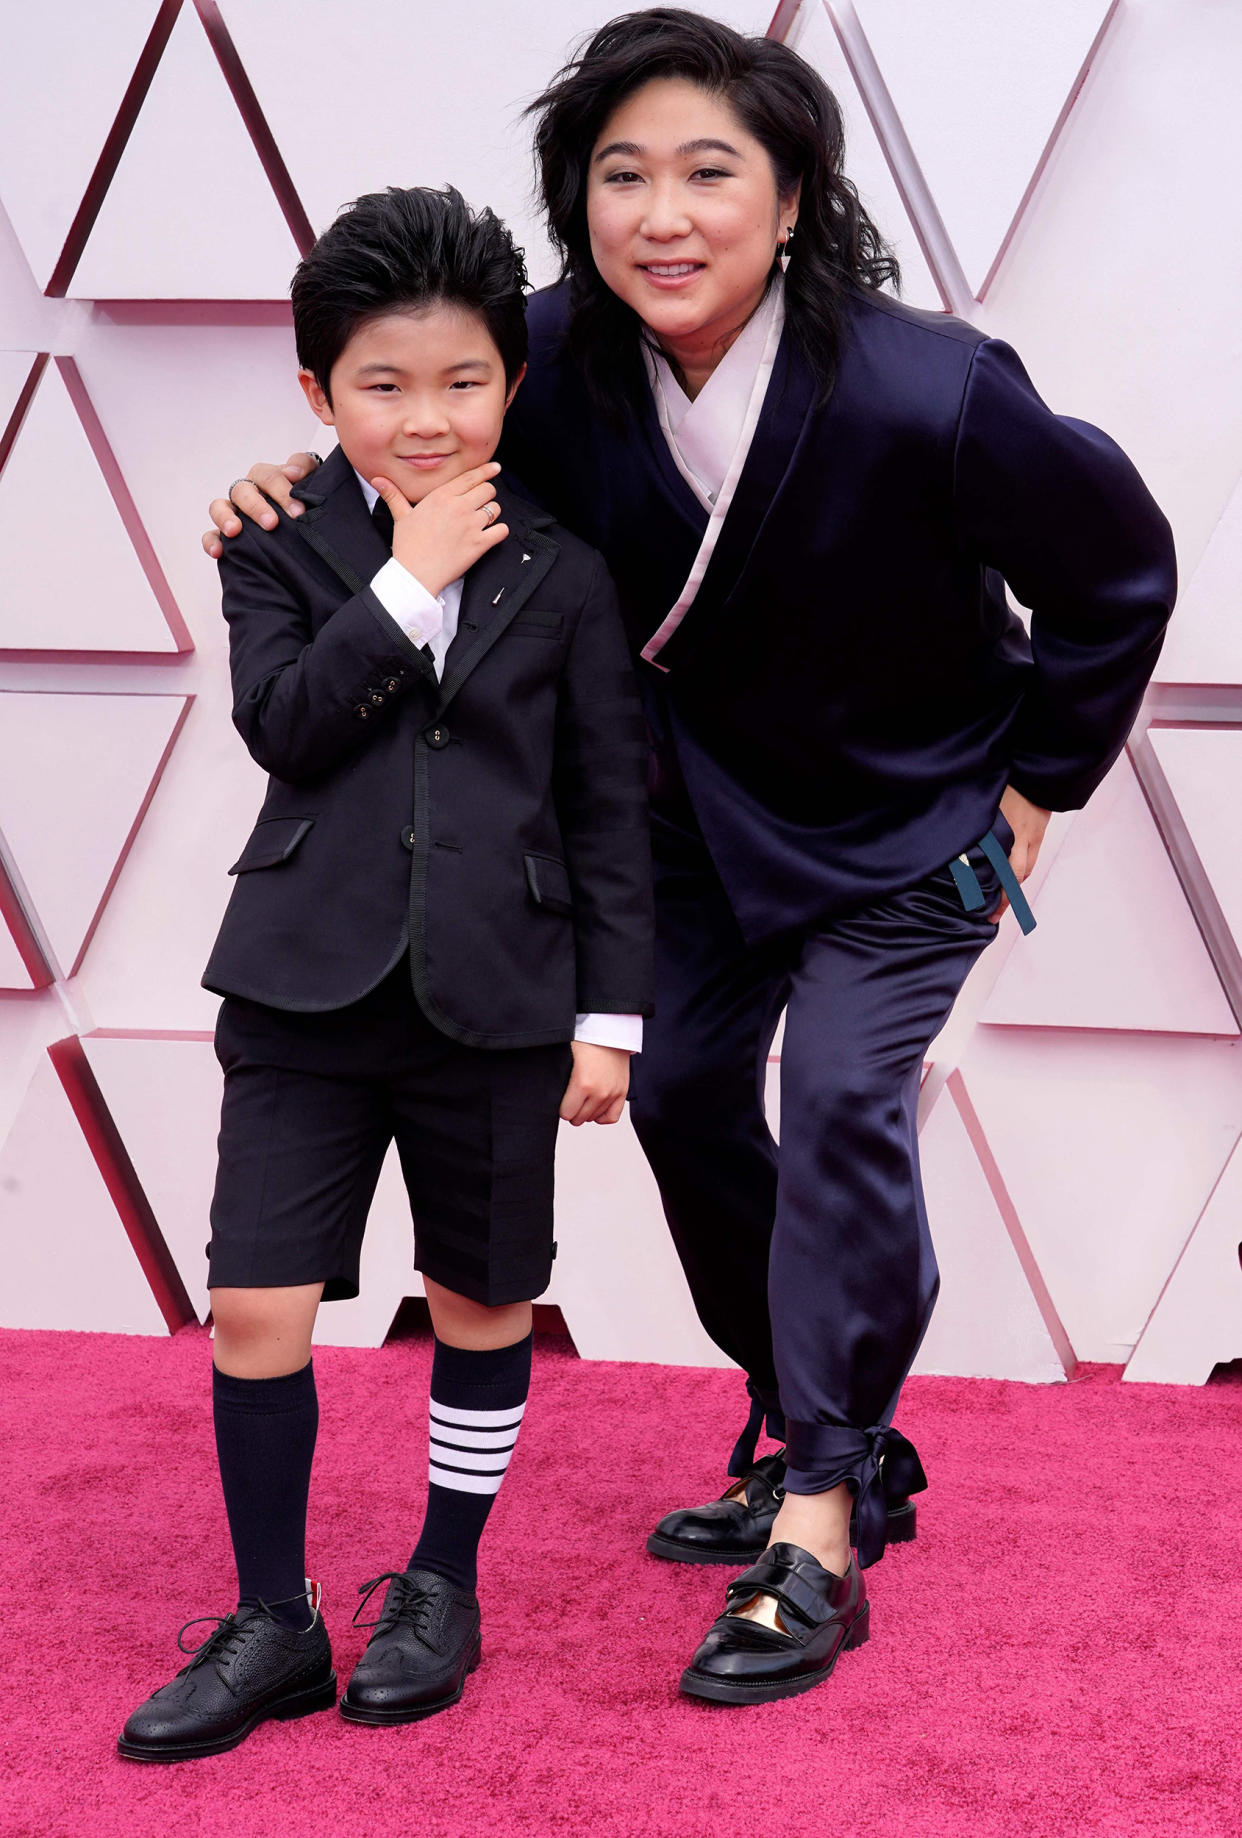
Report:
573,1013,643,1052
370,557,443,646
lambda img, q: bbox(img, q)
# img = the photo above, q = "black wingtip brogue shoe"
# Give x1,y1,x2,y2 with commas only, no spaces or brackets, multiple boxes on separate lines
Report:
117,1594,336,1762
647,1451,917,1566
339,1568,481,1726
679,1543,870,1705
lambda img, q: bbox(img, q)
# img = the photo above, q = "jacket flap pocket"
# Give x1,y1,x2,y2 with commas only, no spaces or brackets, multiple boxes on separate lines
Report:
523,852,573,914
229,817,315,875
507,611,564,637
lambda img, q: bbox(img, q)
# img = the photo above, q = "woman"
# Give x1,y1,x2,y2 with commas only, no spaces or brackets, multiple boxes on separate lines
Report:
206,9,1175,1703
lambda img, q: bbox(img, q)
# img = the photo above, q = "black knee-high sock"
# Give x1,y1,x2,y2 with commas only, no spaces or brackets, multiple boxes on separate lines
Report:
213,1361,318,1629
408,1333,532,1593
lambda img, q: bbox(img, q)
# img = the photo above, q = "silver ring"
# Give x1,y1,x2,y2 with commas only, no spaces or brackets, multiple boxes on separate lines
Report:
483,501,500,527
226,478,251,508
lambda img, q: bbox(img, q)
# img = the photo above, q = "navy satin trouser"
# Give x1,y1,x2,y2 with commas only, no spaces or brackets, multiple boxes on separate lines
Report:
629,812,1008,1566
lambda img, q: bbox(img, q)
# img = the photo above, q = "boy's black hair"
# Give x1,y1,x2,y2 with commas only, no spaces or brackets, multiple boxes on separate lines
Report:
291,185,529,400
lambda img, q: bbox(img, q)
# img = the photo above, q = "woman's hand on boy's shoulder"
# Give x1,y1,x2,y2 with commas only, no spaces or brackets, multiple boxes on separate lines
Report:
559,1043,631,1128
202,453,319,558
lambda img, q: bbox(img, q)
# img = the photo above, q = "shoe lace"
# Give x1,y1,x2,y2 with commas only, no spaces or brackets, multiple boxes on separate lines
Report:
176,1612,251,1676
353,1572,436,1646
176,1591,312,1676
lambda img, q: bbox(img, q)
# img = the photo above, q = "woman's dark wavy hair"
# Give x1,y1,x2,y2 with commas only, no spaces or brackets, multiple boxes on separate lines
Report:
528,8,899,417
291,185,529,401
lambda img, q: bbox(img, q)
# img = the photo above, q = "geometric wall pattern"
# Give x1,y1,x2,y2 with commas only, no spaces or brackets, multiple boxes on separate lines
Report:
0,359,191,653
1,0,1240,1390
0,691,190,980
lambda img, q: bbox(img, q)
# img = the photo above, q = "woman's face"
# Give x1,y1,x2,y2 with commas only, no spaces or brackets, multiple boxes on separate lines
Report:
586,77,798,364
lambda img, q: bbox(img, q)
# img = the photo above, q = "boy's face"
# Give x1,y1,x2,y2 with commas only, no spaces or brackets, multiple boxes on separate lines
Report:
299,303,522,502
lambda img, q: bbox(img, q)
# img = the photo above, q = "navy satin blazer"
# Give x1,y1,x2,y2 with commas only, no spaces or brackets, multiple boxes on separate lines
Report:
500,282,1177,943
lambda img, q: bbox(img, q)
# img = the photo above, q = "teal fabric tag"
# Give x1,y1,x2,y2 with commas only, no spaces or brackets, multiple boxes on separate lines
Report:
948,855,985,912
978,830,1037,935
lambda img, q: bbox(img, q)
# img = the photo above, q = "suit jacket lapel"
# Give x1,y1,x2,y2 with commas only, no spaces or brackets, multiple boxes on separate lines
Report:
652,327,818,674
288,446,392,589
436,479,557,714
288,447,437,685
285,456,558,706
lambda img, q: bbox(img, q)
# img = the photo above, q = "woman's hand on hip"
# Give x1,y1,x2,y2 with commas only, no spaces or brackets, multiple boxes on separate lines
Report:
201,452,321,558
993,784,1051,920
560,1043,631,1127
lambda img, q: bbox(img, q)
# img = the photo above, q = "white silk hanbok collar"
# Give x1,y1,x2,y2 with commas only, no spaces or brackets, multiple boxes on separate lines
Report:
640,278,785,668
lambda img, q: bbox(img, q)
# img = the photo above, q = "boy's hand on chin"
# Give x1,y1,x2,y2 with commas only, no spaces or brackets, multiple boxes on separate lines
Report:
560,1043,631,1127
374,462,507,598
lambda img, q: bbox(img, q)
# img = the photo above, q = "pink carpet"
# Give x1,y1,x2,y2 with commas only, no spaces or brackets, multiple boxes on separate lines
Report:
3,1326,1240,1838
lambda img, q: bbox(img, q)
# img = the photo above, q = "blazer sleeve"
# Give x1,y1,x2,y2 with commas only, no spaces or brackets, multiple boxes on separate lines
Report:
554,552,655,1017
218,520,428,783
952,337,1177,810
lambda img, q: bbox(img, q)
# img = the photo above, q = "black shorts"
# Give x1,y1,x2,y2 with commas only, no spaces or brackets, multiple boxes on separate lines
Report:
207,967,572,1307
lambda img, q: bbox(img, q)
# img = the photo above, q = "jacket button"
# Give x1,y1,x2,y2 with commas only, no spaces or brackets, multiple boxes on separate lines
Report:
425,725,451,749
370,692,385,705
355,705,372,720
401,826,415,851
384,678,400,694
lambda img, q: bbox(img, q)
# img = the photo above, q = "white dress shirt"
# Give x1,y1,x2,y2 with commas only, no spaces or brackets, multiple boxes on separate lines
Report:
357,470,642,1055
640,277,785,668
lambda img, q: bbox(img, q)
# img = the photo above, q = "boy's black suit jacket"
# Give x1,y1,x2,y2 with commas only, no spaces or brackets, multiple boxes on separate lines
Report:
501,283,1178,945
202,447,653,1045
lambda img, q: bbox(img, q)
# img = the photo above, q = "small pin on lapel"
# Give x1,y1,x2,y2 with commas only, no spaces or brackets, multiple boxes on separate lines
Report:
521,553,531,564
492,588,505,606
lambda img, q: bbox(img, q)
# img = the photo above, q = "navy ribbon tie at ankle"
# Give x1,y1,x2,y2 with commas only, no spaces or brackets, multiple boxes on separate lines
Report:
847,1428,890,1571
728,1394,766,1477
879,1428,927,1501
728,1387,787,1477
783,1423,907,1569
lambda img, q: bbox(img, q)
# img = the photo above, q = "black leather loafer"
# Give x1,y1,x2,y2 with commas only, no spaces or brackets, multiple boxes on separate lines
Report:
647,1452,788,1565
647,1452,915,1566
679,1543,869,1705
339,1568,481,1725
118,1599,336,1762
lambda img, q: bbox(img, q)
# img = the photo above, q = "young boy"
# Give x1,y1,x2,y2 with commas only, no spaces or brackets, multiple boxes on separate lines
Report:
118,187,652,1761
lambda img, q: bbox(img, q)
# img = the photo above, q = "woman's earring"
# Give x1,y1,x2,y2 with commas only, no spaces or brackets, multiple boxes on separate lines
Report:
779,227,794,275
